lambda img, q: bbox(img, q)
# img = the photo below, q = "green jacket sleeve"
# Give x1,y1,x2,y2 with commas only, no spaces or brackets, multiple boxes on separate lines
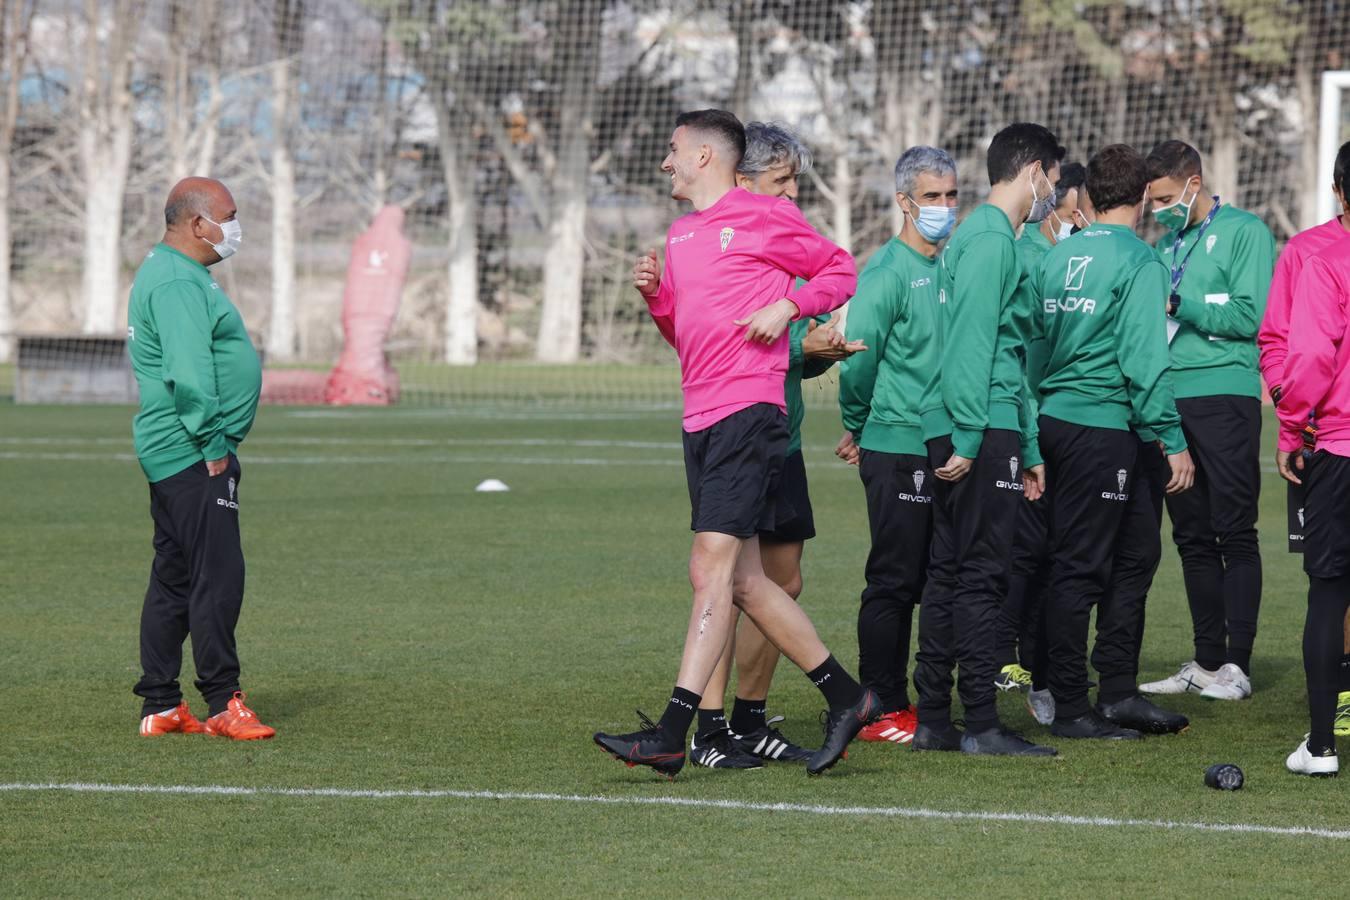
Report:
790,314,835,380
1172,219,1275,340
945,232,1014,458
838,269,902,438
151,281,228,461
1116,259,1187,454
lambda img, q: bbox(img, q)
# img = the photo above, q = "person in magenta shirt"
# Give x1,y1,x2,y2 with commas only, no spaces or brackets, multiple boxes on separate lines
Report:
592,109,878,779
1276,234,1350,777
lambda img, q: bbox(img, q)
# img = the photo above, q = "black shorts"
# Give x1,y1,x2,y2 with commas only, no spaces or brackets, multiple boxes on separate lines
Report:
1304,451,1350,579
759,449,815,544
683,403,788,538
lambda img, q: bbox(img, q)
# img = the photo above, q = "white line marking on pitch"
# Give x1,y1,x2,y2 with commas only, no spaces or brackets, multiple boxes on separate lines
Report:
2,782,1347,841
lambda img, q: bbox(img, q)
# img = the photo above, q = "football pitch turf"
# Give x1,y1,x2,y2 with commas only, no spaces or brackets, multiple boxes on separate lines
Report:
0,399,1343,896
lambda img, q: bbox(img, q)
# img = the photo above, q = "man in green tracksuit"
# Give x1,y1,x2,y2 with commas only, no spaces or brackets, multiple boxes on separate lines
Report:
996,161,1087,703
912,123,1062,757
1138,141,1276,702
690,123,865,769
127,177,274,741
1032,144,1196,739
837,145,958,747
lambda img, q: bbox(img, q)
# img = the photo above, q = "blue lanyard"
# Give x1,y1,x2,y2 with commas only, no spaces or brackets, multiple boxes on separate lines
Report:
1168,197,1222,293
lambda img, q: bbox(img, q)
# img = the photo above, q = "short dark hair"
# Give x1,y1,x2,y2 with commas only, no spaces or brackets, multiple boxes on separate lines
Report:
1336,140,1350,197
1055,162,1086,207
986,123,1065,185
1146,140,1202,182
675,109,746,165
1087,144,1150,213
164,190,212,228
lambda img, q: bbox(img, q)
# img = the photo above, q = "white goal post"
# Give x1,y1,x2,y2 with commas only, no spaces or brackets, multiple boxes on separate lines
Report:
1318,71,1350,224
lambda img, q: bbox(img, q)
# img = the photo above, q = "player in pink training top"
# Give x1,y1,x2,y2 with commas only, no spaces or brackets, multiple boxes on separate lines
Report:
593,110,878,778
1276,238,1350,777
1260,142,1350,737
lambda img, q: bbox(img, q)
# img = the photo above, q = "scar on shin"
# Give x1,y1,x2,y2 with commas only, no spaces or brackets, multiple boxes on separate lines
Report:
698,605,714,634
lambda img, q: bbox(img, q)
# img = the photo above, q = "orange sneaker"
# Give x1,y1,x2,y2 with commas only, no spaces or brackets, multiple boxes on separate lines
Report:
139,701,206,736
203,692,276,741
858,705,917,744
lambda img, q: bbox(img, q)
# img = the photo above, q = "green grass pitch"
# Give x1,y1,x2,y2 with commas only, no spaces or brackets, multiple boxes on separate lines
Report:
0,399,1345,896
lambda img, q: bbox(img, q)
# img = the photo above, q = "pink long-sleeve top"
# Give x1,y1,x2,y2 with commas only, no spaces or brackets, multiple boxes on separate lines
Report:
646,187,856,432
1259,217,1350,393
1279,243,1350,456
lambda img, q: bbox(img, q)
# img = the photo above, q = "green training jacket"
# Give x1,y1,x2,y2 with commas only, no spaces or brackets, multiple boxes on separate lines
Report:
838,238,940,457
1033,224,1186,453
127,244,261,482
1154,203,1275,399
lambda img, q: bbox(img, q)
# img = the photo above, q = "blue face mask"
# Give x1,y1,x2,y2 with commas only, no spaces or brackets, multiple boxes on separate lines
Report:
907,201,956,243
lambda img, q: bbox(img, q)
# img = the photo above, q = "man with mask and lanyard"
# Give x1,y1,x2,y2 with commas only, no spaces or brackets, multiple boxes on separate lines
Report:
835,146,959,746
993,161,1089,701
127,177,274,741
1139,141,1276,702
912,123,1062,757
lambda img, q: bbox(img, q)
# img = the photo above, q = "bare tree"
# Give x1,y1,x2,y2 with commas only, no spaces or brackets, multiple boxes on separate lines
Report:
533,0,603,363
162,0,225,190
77,0,136,335
265,0,304,361
0,0,36,361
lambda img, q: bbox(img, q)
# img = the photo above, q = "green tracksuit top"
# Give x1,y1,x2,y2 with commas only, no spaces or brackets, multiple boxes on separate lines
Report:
785,312,834,455
1154,203,1275,399
128,243,262,482
1016,226,1055,422
1033,224,1186,453
838,238,940,456
920,204,1040,465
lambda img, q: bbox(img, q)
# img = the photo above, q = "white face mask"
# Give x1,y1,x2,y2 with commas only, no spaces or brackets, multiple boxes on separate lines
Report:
1051,211,1074,242
202,215,242,260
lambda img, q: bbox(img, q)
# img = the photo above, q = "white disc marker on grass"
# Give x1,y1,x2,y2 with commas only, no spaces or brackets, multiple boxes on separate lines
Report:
475,478,510,492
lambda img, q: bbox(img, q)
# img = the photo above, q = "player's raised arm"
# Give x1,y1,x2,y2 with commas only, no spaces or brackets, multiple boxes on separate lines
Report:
759,199,858,318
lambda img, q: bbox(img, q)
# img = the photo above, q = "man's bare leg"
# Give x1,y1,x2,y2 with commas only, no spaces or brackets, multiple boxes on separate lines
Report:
674,531,745,694
732,537,829,671
736,539,802,699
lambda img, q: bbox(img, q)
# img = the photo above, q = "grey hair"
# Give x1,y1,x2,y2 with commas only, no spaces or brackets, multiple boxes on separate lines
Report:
165,190,214,228
894,146,957,196
738,121,813,176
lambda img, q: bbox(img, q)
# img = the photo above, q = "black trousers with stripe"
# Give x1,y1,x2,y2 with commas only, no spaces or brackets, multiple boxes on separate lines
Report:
914,430,1022,734
1165,395,1262,672
1092,438,1169,704
856,449,932,713
1040,417,1137,721
133,455,246,718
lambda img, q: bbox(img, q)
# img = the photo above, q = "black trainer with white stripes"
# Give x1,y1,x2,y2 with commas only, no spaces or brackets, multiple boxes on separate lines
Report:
689,728,765,769
731,716,815,763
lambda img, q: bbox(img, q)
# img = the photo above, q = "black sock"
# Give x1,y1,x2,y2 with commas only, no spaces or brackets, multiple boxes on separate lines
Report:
1339,655,1350,694
1226,650,1252,676
730,697,767,734
657,687,700,741
696,708,727,737
806,655,863,711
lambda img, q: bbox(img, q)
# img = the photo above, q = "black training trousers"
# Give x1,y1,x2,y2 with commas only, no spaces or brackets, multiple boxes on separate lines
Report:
1092,438,1170,704
997,496,1049,675
1303,452,1350,752
1165,395,1262,672
857,449,933,712
133,455,246,717
915,429,1022,733
1040,416,1137,721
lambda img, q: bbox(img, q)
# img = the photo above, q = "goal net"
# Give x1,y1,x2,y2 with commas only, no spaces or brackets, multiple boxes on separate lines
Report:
3,1,1347,407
